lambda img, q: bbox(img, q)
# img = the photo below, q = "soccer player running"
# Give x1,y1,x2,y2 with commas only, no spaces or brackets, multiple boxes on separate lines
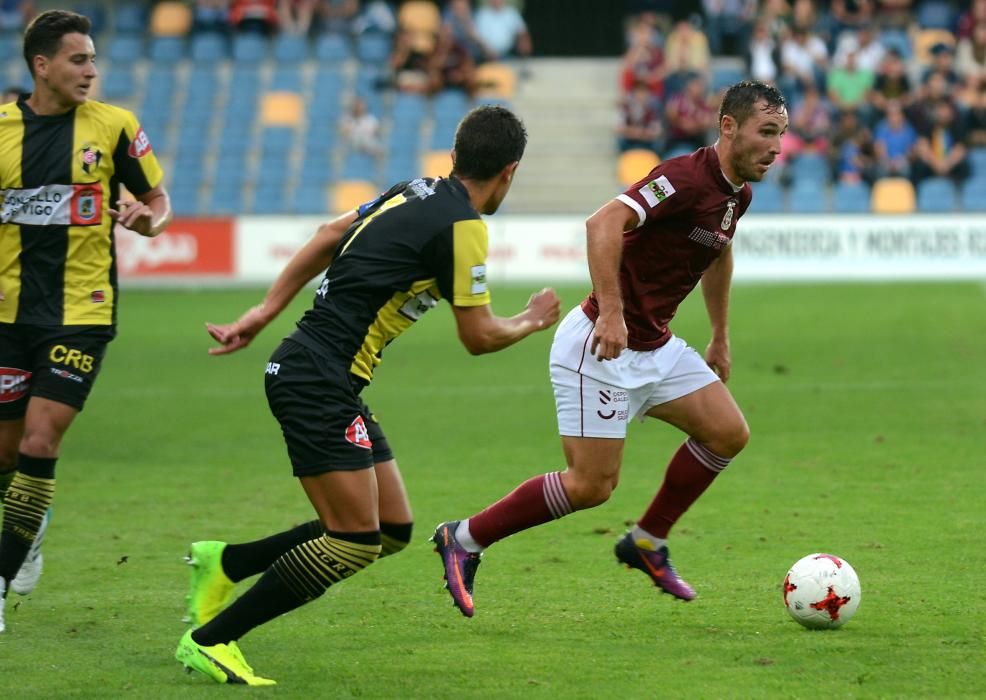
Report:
433,81,787,617
0,10,171,632
175,106,560,685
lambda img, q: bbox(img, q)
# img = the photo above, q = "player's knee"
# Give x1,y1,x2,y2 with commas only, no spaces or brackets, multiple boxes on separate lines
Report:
564,472,618,509
19,430,61,459
709,419,750,458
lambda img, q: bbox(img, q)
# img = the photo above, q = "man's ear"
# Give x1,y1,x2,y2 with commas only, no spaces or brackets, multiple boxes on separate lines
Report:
503,161,519,181
719,114,737,139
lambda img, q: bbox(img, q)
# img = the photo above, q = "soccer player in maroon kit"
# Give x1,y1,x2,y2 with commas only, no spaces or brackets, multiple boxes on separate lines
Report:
433,81,788,616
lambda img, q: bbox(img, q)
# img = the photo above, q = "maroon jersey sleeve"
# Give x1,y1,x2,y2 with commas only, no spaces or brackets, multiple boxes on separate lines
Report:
616,160,696,229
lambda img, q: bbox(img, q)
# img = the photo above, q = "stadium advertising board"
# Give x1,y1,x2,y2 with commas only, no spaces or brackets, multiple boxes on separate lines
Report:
116,218,235,280
120,214,986,285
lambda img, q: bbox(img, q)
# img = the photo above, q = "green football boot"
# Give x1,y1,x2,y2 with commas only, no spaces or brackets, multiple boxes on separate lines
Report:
175,629,275,686
183,541,235,626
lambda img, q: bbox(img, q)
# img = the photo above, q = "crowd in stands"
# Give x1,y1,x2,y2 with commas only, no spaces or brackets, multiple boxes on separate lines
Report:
618,0,986,210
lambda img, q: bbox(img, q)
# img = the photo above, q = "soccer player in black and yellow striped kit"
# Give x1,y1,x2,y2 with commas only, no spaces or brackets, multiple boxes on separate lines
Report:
174,106,560,685
0,10,172,632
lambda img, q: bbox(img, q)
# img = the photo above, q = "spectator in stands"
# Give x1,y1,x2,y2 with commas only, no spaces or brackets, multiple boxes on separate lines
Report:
313,0,359,35
921,42,962,93
617,81,664,153
832,23,884,72
957,0,986,39
443,0,488,64
351,0,396,35
0,0,32,32
701,0,756,57
192,0,232,35
664,73,717,152
869,48,913,116
872,100,917,178
474,0,531,61
230,0,278,34
780,25,829,98
826,49,875,117
663,16,711,90
829,0,875,35
389,28,436,94
966,85,986,147
912,98,971,184
2,85,26,103
783,81,830,161
340,95,384,159
790,0,821,33
746,19,781,84
760,0,793,41
277,0,316,35
908,72,954,134
830,108,875,184
621,16,666,98
431,24,478,96
956,22,986,89
875,0,914,30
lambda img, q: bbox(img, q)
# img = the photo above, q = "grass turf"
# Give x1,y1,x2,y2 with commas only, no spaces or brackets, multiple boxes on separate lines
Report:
0,281,983,698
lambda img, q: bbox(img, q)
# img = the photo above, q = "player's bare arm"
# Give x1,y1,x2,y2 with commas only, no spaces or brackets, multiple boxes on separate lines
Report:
451,287,561,355
109,184,172,238
700,244,734,381
207,210,358,355
585,199,635,361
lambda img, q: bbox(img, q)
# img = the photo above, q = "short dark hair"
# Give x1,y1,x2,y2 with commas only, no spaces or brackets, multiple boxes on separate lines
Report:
451,105,527,181
718,80,786,128
23,10,92,78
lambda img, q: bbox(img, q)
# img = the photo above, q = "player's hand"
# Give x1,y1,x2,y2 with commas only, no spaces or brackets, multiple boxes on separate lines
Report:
206,305,269,356
526,288,561,331
591,311,627,361
705,338,731,382
109,199,155,236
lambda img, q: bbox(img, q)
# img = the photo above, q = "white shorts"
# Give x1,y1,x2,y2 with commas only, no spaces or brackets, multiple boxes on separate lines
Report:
549,306,719,438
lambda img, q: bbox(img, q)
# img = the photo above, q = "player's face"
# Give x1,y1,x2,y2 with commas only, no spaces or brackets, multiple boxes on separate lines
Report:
35,32,97,108
728,101,788,183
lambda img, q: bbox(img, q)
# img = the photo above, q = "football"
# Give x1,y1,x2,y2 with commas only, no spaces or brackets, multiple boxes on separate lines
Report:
783,553,861,629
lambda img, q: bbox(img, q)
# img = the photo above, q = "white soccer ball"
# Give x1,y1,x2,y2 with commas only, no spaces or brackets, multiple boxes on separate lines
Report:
783,553,861,629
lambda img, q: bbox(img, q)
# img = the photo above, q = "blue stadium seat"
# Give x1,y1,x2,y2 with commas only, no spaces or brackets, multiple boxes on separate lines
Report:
73,3,107,34
251,183,290,214
342,151,378,181
356,33,391,63
832,182,871,213
113,4,148,35
314,34,353,62
232,35,268,63
148,37,185,64
712,65,744,94
167,181,202,216
748,181,785,213
788,182,830,213
303,125,337,151
301,155,334,185
433,90,470,121
107,36,144,62
917,1,957,30
392,92,427,123
789,153,830,185
429,121,457,150
210,185,245,215
190,33,227,62
916,177,957,212
880,29,912,59
269,65,303,92
969,148,986,178
383,152,419,184
101,69,136,100
260,127,295,154
0,35,18,62
273,35,309,63
291,185,329,215
960,177,986,211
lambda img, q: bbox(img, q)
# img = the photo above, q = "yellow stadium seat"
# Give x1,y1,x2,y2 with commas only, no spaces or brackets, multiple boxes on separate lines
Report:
913,29,956,64
420,150,453,179
871,177,916,214
150,1,192,37
474,62,516,99
260,92,303,127
333,180,380,214
398,1,441,35
617,149,660,187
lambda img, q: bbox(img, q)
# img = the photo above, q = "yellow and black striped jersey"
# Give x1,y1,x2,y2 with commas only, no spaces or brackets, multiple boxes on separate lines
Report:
290,176,491,383
0,97,164,326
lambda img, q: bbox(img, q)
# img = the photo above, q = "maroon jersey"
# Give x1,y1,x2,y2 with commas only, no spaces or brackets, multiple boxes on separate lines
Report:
582,146,752,350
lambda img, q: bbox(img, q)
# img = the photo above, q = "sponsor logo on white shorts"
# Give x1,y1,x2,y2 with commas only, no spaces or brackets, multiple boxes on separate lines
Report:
638,175,675,208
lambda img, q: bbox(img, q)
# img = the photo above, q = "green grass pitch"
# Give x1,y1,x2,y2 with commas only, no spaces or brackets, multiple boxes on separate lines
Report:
1,281,983,698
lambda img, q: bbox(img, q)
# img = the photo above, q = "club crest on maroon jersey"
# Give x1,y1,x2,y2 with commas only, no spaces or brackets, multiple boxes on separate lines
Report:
721,200,737,230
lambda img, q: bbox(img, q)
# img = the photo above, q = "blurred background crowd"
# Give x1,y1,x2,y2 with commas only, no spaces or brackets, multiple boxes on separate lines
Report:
1,0,983,215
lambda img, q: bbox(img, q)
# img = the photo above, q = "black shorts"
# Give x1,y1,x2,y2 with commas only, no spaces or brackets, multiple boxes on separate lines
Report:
264,339,394,477
0,324,115,419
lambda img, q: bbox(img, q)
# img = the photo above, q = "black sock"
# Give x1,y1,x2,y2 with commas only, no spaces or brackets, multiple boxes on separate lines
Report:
221,520,323,583
379,521,413,557
193,530,381,646
0,454,56,581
